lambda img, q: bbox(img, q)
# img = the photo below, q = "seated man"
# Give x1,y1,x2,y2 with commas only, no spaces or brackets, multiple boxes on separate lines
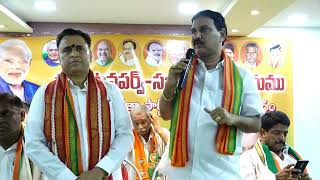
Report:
241,111,311,180
128,104,169,180
0,93,40,180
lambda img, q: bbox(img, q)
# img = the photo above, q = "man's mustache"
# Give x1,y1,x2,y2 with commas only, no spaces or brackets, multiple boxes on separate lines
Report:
193,39,204,45
276,141,285,145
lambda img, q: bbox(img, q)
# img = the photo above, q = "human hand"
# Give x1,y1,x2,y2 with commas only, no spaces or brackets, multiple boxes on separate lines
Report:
77,167,108,180
204,107,234,126
150,112,162,133
300,172,312,180
275,164,301,180
163,58,190,99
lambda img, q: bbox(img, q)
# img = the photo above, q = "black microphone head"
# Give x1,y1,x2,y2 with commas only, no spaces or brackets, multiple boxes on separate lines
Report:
186,48,196,59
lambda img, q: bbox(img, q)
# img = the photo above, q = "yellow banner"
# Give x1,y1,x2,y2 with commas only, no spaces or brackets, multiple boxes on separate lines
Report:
0,35,293,145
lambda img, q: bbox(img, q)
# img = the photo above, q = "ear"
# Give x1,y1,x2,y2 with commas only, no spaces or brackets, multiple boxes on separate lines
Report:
219,28,227,44
89,49,93,63
260,129,267,138
20,110,26,122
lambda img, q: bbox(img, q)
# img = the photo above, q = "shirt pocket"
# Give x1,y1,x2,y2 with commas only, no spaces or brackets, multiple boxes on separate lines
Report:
203,89,224,109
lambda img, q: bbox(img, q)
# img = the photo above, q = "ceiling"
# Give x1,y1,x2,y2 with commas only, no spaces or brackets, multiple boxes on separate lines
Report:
0,0,319,35
265,0,320,27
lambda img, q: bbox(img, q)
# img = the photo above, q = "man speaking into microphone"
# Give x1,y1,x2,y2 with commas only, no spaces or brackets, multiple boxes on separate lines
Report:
158,10,264,179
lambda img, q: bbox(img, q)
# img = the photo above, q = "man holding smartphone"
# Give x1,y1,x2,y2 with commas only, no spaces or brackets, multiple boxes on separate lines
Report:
240,111,311,180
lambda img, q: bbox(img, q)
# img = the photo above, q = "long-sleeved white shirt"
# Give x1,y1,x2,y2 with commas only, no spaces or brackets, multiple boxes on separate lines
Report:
158,59,264,180
0,141,41,180
25,79,134,180
241,143,298,180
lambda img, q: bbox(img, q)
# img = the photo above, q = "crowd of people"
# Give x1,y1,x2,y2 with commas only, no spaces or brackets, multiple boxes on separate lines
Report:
0,10,311,180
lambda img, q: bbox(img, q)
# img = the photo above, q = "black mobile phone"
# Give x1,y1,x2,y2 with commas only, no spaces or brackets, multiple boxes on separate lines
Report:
292,160,309,174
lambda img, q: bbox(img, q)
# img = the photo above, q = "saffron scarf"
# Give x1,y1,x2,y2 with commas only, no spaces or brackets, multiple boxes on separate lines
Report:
255,139,306,174
12,136,23,180
133,129,159,180
169,51,243,167
44,70,112,178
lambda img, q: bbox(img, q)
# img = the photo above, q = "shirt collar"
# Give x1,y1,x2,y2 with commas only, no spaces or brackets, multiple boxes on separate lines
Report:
96,59,109,66
0,142,18,153
282,144,290,155
67,77,88,90
197,58,225,71
139,126,155,144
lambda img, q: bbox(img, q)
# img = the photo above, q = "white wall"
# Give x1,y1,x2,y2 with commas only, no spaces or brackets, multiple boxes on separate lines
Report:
249,27,320,179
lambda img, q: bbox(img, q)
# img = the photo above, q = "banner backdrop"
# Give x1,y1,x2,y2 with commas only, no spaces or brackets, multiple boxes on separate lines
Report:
0,35,293,145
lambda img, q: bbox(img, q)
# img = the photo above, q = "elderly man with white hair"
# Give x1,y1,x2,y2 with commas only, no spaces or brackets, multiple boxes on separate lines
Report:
0,39,39,104
43,40,60,66
127,104,169,180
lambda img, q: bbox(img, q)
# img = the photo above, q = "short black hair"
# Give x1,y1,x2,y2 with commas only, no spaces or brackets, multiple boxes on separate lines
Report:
0,93,24,109
56,28,91,48
246,42,258,49
270,44,281,52
147,41,161,51
123,40,137,50
22,102,30,113
261,111,290,131
192,10,227,38
224,43,234,52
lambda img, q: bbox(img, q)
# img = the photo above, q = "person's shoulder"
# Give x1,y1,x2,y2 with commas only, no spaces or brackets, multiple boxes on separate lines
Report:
100,79,122,96
35,84,49,94
0,77,10,90
241,147,258,164
101,79,118,89
233,62,252,76
231,61,257,83
0,76,9,86
33,81,57,96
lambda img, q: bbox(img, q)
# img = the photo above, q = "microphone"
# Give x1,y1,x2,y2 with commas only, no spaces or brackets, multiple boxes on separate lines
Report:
177,48,196,89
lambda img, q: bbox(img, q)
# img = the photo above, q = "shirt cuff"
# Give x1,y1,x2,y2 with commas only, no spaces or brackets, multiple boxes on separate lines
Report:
56,168,77,180
96,156,116,175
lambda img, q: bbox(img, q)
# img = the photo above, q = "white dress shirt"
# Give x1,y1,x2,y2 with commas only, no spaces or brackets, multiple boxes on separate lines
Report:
25,79,134,180
119,54,138,66
272,145,297,169
0,142,41,180
146,56,162,67
158,59,264,180
241,144,298,180
245,61,257,69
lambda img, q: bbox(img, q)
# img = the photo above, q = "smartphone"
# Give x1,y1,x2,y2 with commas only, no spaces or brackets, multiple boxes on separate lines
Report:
292,160,309,175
